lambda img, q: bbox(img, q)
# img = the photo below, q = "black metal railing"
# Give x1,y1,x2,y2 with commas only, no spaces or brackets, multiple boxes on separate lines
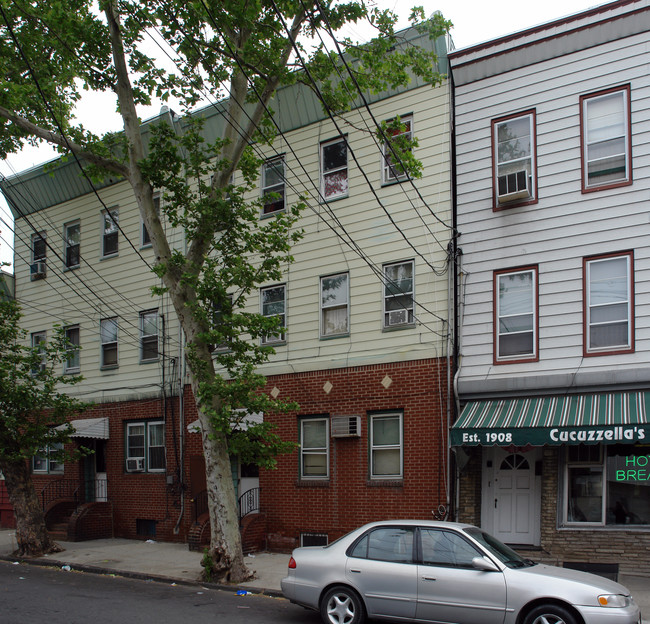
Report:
238,487,260,519
192,487,260,523
40,478,109,511
192,489,209,523
40,479,80,511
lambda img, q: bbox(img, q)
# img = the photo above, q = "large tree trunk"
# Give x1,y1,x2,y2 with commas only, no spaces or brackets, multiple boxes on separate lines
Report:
0,459,61,557
192,376,254,584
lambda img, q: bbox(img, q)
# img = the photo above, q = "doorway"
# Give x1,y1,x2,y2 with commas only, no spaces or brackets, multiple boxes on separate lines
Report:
481,446,541,546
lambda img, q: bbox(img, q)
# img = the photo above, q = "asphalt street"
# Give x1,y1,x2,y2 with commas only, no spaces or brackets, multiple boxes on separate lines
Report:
0,560,320,624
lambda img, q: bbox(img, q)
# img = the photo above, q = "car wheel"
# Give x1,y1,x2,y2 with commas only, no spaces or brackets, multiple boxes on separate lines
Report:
320,585,366,624
523,604,578,624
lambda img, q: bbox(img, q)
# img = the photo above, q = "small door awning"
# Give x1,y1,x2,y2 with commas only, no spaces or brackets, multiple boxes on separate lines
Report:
451,392,650,447
57,417,109,439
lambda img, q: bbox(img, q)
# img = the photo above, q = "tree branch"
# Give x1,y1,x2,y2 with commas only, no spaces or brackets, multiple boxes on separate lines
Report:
0,104,129,178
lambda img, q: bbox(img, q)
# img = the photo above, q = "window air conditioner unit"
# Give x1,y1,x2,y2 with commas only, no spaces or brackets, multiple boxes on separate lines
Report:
387,309,409,326
30,261,46,279
126,458,145,472
497,170,531,204
331,416,361,438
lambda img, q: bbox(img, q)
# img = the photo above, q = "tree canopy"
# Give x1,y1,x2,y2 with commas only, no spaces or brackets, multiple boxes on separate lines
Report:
0,0,451,581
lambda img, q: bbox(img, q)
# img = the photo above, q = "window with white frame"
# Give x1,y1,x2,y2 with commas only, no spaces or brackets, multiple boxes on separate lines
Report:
300,417,329,479
212,294,233,352
101,208,119,257
383,260,414,328
141,194,159,247
370,412,403,479
261,284,286,344
31,331,47,374
125,421,165,472
320,273,349,337
100,317,118,368
382,115,413,183
140,310,159,362
495,267,537,362
262,158,285,215
31,232,47,279
584,252,633,354
33,442,64,474
492,111,536,207
64,222,80,269
564,444,650,526
63,325,80,373
581,85,631,191
321,138,348,200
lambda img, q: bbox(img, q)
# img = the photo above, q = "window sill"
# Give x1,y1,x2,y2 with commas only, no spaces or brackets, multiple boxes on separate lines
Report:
100,364,119,371
381,177,408,187
139,358,160,365
367,479,403,487
64,369,81,376
319,333,350,341
260,209,286,220
382,324,416,333
296,479,330,487
262,340,286,347
100,253,119,261
322,193,349,203
63,265,80,272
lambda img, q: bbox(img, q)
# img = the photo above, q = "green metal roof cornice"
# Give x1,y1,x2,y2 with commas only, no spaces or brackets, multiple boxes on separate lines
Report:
1,25,447,219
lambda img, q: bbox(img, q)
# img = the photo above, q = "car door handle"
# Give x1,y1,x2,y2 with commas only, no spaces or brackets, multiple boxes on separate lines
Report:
421,576,436,581
350,569,361,573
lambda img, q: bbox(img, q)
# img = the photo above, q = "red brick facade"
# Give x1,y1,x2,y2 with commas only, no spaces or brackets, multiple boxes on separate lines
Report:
260,358,450,549
25,357,449,548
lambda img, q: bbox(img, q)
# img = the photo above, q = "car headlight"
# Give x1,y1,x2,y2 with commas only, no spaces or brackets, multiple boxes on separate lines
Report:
597,594,632,608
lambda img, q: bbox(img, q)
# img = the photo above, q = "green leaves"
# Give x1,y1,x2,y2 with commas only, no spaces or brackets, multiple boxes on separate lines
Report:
0,297,88,464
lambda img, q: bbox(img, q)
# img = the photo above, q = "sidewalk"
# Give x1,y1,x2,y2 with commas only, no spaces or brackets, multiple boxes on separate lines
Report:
0,529,647,621
0,529,288,595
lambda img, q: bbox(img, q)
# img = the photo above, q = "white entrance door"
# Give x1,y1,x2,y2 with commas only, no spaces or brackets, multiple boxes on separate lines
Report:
482,447,541,545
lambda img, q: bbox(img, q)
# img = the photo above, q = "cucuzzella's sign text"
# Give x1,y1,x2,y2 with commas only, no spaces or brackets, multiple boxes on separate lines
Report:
549,425,646,443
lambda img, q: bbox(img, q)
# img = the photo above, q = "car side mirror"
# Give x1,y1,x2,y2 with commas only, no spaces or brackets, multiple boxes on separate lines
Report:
471,556,499,572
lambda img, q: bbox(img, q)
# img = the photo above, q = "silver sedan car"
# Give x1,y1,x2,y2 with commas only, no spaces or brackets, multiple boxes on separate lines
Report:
281,520,641,624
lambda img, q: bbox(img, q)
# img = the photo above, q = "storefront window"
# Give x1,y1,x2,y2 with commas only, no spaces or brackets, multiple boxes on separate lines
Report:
564,444,650,526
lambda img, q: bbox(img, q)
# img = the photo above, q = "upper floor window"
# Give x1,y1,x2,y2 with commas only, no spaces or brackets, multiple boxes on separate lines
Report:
370,412,403,479
100,317,118,368
492,111,536,209
320,273,349,338
101,208,119,257
584,252,633,355
140,310,159,362
321,138,348,200
31,331,47,374
261,284,286,345
212,294,233,353
262,158,285,215
30,232,47,280
63,325,80,374
494,267,538,363
383,260,414,328
125,421,165,472
64,222,80,269
382,115,413,184
580,85,632,192
300,417,329,479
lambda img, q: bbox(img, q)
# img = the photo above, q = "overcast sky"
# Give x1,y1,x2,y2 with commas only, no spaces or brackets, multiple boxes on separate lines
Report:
0,0,606,270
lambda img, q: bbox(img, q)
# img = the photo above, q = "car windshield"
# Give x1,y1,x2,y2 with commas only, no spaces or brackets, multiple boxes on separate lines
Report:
463,527,535,569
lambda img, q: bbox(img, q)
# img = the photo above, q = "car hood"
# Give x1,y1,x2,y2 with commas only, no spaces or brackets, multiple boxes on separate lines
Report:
507,563,631,598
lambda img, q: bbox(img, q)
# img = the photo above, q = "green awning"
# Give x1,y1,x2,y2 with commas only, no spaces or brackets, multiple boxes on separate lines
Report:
451,392,650,447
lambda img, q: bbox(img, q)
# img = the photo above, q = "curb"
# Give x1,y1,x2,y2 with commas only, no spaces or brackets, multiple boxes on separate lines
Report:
0,554,285,599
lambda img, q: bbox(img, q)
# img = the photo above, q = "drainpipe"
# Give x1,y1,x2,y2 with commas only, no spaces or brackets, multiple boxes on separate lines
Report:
174,323,185,534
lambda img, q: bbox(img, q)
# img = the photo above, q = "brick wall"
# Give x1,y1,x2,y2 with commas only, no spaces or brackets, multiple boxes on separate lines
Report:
260,358,450,549
458,446,650,576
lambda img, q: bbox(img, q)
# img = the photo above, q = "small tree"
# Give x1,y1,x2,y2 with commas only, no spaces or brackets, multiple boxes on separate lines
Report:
0,291,87,556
